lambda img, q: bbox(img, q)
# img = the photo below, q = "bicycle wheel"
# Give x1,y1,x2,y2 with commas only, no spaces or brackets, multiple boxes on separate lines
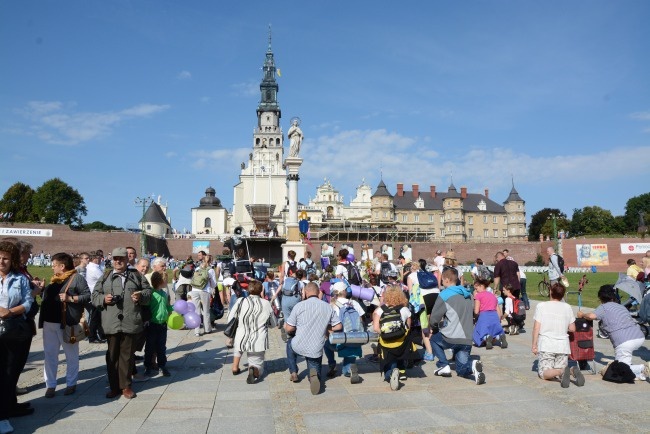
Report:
538,280,550,297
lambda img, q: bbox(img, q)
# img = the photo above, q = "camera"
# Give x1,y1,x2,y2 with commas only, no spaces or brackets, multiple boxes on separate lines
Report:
111,294,123,304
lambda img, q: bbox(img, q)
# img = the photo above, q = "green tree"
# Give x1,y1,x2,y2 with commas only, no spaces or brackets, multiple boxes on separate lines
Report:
623,192,650,233
0,182,36,222
528,208,567,241
83,221,122,231
32,178,87,226
570,206,616,235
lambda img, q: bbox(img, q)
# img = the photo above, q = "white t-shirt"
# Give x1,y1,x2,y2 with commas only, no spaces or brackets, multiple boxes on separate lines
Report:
333,299,365,317
533,301,575,354
434,256,445,269
335,263,349,280
373,305,411,323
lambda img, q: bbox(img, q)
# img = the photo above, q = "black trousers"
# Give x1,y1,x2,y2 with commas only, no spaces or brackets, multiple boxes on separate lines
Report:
106,332,137,391
144,323,168,369
87,305,104,340
0,319,32,418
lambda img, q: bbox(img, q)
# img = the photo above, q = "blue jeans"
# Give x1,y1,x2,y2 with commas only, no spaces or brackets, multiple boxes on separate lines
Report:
430,332,472,377
323,344,355,375
520,278,529,309
144,323,167,369
383,360,398,381
281,295,300,321
286,338,322,381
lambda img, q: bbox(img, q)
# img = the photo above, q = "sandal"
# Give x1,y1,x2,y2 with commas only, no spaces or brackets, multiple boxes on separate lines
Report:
232,368,242,375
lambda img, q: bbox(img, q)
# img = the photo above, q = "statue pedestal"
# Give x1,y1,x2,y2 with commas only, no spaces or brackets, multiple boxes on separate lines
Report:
282,156,304,260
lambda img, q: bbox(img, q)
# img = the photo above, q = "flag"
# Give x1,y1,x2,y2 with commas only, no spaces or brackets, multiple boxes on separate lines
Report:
277,68,281,77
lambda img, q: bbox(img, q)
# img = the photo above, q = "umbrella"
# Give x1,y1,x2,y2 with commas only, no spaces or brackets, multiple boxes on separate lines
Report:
614,273,644,302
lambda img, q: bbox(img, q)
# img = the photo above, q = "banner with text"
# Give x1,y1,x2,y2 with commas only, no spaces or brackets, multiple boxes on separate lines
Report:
576,243,609,267
0,227,53,237
620,243,650,254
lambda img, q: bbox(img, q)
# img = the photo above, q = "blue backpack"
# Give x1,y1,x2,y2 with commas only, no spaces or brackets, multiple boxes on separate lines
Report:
417,270,437,289
337,301,364,349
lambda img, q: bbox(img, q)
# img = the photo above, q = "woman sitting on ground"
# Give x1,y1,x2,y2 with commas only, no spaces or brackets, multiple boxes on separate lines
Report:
577,285,650,381
532,283,583,388
228,280,273,384
473,278,507,350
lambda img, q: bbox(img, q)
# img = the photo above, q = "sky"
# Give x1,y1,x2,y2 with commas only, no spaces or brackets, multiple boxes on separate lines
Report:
1,0,649,232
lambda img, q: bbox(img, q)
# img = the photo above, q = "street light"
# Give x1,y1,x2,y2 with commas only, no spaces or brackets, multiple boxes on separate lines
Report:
135,196,153,257
548,213,558,251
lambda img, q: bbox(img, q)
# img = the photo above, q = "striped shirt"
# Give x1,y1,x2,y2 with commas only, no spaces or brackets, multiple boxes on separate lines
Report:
594,302,644,348
287,296,340,358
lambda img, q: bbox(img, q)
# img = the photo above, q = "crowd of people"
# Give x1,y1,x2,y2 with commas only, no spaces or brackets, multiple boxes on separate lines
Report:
1,237,649,434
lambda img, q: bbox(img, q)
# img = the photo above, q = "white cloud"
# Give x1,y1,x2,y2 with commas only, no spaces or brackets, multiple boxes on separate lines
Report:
165,151,177,158
15,101,170,145
177,70,192,80
630,111,650,121
190,148,250,169
231,80,258,98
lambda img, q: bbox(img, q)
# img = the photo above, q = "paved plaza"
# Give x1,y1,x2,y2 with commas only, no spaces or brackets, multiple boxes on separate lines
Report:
12,300,650,434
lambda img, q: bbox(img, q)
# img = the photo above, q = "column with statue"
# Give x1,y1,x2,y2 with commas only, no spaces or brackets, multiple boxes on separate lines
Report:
282,117,306,260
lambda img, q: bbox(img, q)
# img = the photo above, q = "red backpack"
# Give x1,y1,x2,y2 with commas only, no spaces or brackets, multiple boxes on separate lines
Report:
509,295,526,318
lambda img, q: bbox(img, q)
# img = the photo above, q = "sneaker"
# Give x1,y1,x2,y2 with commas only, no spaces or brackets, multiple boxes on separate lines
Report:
561,366,571,388
161,367,171,377
309,369,320,395
485,335,493,350
399,370,407,381
132,372,149,383
423,352,434,361
326,365,337,378
247,367,256,384
571,366,585,387
500,334,508,349
350,363,361,384
289,372,299,383
0,419,14,434
389,368,400,391
434,365,452,377
472,360,485,385
195,332,201,337
513,326,520,335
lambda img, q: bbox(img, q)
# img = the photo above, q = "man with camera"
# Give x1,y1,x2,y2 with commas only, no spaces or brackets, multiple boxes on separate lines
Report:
91,247,152,399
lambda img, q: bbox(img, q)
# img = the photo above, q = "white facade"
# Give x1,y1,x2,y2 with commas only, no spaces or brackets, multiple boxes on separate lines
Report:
308,179,372,223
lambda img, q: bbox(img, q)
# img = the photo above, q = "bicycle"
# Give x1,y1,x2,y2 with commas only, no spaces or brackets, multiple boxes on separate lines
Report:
537,271,551,297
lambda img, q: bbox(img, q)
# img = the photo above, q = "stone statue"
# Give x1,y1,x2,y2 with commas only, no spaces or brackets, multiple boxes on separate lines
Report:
288,118,303,157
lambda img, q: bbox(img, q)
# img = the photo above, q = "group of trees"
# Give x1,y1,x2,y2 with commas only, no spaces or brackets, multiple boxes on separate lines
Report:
0,179,88,227
528,192,650,240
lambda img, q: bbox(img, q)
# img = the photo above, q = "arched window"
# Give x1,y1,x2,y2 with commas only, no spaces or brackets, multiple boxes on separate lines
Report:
204,217,212,228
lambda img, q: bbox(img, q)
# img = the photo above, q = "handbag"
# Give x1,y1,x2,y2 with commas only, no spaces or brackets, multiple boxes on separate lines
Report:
60,277,89,344
223,297,244,338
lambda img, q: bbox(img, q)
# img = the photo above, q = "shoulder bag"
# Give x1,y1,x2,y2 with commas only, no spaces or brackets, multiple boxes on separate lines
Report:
60,277,90,344
223,297,245,338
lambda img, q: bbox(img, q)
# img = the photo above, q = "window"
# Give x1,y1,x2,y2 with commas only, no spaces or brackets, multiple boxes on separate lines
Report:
146,224,151,230
456,225,460,232
504,230,508,237
374,212,379,218
511,215,515,221
429,214,434,222
469,229,474,237
441,229,445,236
440,216,445,223
494,229,498,238
383,199,387,205
455,212,459,219
402,214,407,222
504,216,508,223
477,200,486,211
493,216,497,223
383,212,387,218
204,218,211,228
483,216,487,223
468,216,473,225
484,229,489,238
414,215,419,222
518,204,522,209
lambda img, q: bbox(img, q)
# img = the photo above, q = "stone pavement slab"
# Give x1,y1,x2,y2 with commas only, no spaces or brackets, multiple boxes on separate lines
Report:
9,300,650,433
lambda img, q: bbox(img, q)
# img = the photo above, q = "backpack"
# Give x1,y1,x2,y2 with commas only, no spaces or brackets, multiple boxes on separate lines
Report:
282,276,300,296
304,259,317,277
344,262,362,286
602,360,636,384
337,302,363,334
191,267,210,289
416,270,437,289
286,260,298,277
379,304,407,342
220,260,232,279
509,295,526,318
477,264,493,281
379,262,392,284
557,255,565,273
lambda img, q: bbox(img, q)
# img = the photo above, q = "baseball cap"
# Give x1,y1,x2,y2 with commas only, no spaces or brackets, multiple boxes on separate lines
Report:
332,281,348,294
112,247,127,257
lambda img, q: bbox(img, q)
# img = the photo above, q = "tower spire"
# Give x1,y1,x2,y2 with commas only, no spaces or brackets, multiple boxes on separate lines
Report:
268,24,272,51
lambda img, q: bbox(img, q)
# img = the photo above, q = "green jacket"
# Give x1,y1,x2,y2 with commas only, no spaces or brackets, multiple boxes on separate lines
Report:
91,269,152,335
149,289,173,324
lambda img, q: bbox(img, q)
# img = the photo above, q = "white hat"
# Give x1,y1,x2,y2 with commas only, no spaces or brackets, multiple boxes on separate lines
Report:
331,281,348,295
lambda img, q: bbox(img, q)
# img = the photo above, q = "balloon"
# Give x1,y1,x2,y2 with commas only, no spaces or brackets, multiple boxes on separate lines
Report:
347,253,355,263
173,300,188,315
186,302,196,313
167,312,185,330
184,312,201,329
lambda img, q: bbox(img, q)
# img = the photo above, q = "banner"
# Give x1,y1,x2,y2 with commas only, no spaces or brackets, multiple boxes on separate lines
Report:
0,227,53,237
192,241,210,254
620,243,650,254
576,243,609,266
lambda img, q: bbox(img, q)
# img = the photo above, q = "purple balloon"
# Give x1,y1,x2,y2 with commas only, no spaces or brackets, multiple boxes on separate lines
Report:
173,300,188,315
186,302,196,313
347,253,355,262
184,312,201,329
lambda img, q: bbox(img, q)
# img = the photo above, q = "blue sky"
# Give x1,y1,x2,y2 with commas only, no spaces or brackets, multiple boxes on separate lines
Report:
1,0,649,232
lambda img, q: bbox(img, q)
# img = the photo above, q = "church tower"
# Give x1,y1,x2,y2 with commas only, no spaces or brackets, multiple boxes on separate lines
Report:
232,28,288,234
504,179,527,241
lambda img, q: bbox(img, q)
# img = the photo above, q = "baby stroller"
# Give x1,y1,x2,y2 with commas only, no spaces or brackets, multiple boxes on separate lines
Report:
599,274,649,339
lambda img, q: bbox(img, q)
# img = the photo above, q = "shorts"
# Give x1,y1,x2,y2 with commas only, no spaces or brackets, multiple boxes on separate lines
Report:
537,351,568,378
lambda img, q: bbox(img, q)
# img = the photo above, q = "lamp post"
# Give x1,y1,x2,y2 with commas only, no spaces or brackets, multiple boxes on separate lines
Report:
135,196,153,257
548,213,558,251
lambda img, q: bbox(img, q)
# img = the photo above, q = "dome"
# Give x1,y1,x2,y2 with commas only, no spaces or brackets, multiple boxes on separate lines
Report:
199,187,222,207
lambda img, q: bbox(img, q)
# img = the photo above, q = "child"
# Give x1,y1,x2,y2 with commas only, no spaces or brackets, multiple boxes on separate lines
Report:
503,284,525,335
473,279,507,349
144,271,173,377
